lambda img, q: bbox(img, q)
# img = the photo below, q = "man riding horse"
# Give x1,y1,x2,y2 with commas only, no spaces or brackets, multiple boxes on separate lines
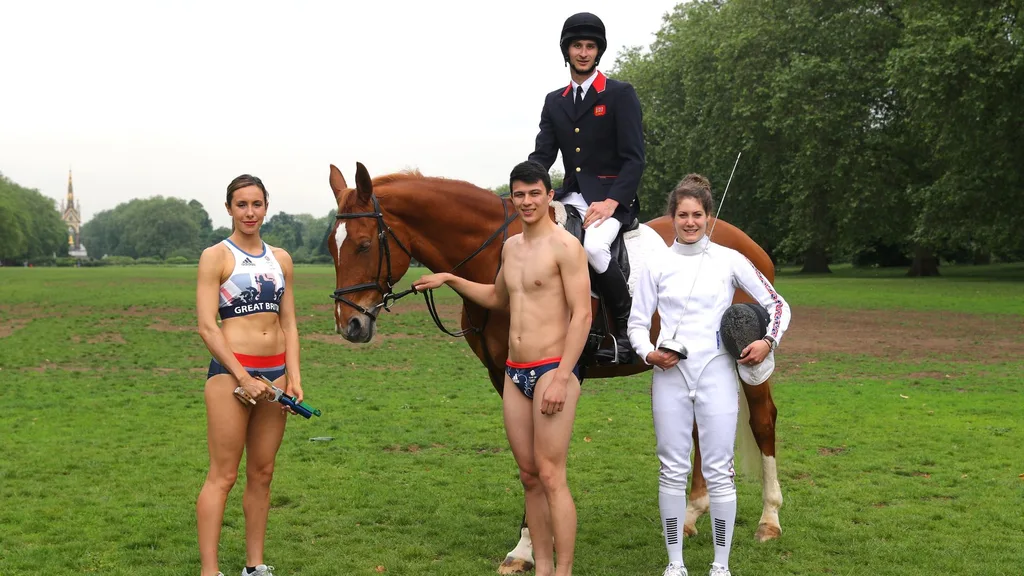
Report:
528,11,644,365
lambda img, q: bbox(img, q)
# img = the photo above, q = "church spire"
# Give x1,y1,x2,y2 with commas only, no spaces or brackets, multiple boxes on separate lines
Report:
61,168,85,256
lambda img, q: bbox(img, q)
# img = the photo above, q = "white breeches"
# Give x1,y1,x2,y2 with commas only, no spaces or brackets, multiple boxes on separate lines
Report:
562,192,622,273
652,354,738,503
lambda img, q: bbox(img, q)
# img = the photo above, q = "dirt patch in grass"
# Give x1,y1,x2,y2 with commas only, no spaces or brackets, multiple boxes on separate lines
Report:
0,303,41,312
1,304,188,321
903,371,965,381
117,306,188,317
147,317,192,332
779,307,1024,363
69,333,128,345
304,360,409,372
314,303,1022,362
390,301,465,319
303,332,427,346
92,333,127,344
382,444,442,453
0,319,30,338
303,333,362,347
311,300,467,318
380,333,427,341
0,304,53,319
20,362,95,373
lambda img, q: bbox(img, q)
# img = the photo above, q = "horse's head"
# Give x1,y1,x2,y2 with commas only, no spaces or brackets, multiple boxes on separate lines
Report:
327,162,414,343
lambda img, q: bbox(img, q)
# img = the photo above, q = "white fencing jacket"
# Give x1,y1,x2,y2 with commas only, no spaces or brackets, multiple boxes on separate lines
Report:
628,236,791,386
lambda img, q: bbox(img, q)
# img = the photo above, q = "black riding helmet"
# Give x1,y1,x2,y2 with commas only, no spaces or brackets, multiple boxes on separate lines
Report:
560,12,607,67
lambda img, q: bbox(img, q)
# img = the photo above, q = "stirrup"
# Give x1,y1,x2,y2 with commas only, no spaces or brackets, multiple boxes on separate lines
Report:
594,333,632,365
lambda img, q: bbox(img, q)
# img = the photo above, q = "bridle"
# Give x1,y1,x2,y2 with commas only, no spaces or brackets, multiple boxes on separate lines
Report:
330,193,519,336
330,195,416,319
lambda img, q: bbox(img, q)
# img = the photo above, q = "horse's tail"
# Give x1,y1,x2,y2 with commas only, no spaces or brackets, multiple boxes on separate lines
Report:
736,380,762,479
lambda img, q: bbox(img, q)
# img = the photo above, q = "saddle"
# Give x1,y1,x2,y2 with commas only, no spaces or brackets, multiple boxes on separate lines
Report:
559,204,641,369
561,205,639,284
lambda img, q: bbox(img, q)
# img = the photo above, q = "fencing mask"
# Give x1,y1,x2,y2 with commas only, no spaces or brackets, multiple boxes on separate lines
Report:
720,303,775,386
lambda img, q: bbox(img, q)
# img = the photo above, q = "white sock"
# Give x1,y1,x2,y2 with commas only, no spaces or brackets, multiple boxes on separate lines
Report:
710,496,736,569
659,490,687,565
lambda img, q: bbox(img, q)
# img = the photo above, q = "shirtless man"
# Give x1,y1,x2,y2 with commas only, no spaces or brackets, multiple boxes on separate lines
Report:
413,160,591,576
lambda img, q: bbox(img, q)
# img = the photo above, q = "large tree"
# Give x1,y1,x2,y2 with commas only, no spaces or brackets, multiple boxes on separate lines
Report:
310,210,338,257
614,0,907,272
889,0,1024,274
81,196,207,259
261,212,304,253
0,172,68,263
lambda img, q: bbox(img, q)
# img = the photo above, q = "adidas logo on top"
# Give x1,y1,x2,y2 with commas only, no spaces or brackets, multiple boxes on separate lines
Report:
241,257,255,267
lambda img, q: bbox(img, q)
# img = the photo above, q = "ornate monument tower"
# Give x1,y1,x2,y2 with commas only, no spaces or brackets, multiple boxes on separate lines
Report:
60,170,88,258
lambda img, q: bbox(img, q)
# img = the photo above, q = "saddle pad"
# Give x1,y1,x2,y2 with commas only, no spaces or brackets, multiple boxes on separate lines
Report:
550,201,667,296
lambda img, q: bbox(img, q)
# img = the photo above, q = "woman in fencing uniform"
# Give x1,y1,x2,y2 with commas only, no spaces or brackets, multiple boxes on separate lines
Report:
628,174,791,576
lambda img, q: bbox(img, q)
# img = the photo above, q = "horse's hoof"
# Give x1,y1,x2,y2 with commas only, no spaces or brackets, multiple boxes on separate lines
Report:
755,523,781,542
498,557,534,574
683,523,698,537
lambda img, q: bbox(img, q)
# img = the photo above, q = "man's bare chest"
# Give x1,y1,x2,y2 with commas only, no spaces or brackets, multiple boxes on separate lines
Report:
504,248,561,295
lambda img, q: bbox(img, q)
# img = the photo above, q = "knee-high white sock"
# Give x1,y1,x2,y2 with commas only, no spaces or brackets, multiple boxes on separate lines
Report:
659,490,687,565
710,496,736,569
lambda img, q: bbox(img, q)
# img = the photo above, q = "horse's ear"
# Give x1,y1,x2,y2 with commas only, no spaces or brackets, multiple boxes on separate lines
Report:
355,162,373,204
329,164,348,202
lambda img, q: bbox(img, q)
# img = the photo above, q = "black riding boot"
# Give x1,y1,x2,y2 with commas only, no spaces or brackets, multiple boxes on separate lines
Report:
593,259,635,364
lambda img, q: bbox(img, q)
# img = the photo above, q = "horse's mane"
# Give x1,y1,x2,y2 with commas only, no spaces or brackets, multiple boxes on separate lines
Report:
371,170,425,187
371,170,490,196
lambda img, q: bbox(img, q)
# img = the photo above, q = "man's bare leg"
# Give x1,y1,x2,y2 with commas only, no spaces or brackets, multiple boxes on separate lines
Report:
503,375,555,576
532,371,581,576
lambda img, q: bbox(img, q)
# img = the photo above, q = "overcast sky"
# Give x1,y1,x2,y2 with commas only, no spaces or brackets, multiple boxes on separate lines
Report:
1,0,681,228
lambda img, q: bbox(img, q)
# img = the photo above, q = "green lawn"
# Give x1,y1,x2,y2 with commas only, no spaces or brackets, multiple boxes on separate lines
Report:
776,262,1024,315
0,264,1021,575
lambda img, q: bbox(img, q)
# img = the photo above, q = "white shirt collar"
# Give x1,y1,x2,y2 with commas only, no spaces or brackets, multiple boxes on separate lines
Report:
570,70,599,100
671,235,710,256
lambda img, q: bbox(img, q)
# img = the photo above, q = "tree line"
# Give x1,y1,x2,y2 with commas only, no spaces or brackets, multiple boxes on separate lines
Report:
8,0,1023,276
611,0,1023,274
79,198,337,263
0,172,68,264
0,171,343,266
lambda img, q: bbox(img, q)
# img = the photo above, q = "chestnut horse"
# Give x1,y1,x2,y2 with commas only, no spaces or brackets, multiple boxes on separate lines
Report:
326,163,783,574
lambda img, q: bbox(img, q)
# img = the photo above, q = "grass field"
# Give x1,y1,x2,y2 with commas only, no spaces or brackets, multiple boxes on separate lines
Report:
1,264,1022,575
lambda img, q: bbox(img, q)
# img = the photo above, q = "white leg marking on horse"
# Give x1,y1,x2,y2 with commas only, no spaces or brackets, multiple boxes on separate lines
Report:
506,527,533,562
334,222,347,261
334,301,343,333
759,455,783,533
498,527,534,574
685,491,710,533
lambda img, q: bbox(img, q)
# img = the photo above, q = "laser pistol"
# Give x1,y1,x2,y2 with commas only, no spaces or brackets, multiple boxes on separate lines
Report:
256,375,322,419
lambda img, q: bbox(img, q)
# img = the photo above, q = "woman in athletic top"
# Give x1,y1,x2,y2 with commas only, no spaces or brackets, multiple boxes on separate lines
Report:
195,174,302,576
